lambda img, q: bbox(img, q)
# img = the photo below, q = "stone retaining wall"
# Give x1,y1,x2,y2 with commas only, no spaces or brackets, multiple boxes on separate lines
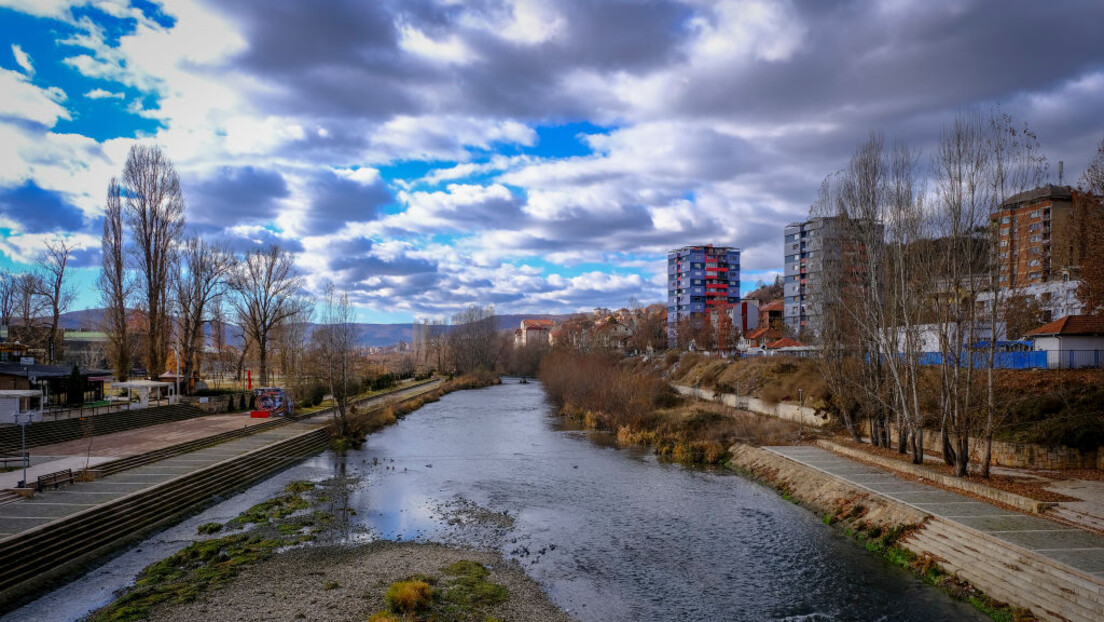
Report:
181,393,249,414
729,444,1104,622
857,420,1104,470
672,384,828,427
816,439,1054,514
681,381,1104,470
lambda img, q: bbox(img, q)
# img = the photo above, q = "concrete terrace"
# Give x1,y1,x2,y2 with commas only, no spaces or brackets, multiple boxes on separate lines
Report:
0,420,325,538
767,445,1104,581
0,379,441,540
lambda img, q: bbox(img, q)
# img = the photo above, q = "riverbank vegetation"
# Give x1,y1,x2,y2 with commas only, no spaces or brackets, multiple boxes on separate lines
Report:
329,371,500,449
539,350,811,464
671,352,1104,454
88,480,328,622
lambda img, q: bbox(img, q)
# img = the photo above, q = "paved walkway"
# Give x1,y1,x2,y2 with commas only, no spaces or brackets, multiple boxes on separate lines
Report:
0,412,274,490
0,379,441,539
767,445,1104,580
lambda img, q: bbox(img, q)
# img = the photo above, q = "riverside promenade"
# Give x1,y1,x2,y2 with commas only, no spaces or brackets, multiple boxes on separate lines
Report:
0,379,441,609
0,379,440,538
767,445,1104,620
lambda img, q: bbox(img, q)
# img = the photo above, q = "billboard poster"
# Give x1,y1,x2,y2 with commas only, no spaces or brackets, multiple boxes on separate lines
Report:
253,387,293,417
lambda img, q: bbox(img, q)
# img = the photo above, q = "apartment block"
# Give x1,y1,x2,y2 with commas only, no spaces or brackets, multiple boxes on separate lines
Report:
783,216,882,334
667,245,741,345
991,185,1077,288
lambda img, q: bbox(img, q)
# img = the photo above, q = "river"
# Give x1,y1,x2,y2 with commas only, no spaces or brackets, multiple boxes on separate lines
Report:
7,379,985,621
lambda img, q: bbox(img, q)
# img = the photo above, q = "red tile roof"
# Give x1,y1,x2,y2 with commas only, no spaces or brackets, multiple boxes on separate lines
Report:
1026,315,1104,337
745,326,781,341
765,338,805,349
759,300,784,312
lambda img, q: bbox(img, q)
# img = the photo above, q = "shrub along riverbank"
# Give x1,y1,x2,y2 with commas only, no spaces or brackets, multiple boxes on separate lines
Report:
330,371,501,449
538,350,812,464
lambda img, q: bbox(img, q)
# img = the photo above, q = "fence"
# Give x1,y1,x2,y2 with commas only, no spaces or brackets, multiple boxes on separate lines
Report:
916,350,1104,370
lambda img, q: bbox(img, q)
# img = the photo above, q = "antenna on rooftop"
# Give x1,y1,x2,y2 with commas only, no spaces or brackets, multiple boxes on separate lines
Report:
1058,161,1064,185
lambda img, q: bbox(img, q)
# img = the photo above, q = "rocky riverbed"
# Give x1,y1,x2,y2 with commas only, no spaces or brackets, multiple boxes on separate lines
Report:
147,541,573,622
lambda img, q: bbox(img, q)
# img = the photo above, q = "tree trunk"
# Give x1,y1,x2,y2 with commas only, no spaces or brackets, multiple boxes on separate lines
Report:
954,434,969,477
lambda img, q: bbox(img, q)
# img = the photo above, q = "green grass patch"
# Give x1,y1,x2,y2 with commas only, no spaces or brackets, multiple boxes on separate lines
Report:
196,522,222,536
226,494,309,528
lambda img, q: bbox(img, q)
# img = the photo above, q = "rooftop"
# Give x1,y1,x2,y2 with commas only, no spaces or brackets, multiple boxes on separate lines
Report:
0,362,112,379
1000,184,1073,209
1026,315,1104,337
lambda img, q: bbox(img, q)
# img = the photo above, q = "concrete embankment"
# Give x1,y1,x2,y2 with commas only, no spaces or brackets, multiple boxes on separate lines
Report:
0,380,443,612
672,383,828,427
729,444,1104,622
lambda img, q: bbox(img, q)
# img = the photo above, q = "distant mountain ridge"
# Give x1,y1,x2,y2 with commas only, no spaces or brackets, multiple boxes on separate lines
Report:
54,309,575,348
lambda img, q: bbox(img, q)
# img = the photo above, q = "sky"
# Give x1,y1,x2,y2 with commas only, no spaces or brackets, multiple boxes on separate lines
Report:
1,0,1103,323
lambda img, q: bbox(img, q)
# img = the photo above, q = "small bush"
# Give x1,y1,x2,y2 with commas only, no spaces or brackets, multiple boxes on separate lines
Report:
196,522,222,535
367,613,399,622
385,579,433,613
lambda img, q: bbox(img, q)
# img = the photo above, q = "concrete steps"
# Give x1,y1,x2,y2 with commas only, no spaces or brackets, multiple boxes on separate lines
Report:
1048,505,1104,535
905,518,1104,622
0,426,329,610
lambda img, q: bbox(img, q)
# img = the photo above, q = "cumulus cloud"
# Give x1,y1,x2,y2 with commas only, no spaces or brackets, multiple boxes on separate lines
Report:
84,88,125,99
3,0,1104,318
10,44,34,76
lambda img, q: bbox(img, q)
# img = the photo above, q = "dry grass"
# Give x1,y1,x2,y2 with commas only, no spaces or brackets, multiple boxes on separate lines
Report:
385,579,433,613
540,351,811,464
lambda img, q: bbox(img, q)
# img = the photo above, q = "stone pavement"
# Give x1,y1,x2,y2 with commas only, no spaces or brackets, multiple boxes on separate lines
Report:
767,445,1104,580
0,419,326,538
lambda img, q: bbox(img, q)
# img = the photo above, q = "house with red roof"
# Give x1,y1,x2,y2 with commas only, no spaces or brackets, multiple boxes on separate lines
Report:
1025,315,1104,369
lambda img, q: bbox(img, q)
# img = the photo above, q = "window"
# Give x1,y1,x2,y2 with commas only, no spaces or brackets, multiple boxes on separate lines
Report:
1029,259,1041,267
999,239,1009,247
1030,234,1042,243
1029,223,1042,232
999,228,1010,236
1000,216,1010,224
1029,210,1040,218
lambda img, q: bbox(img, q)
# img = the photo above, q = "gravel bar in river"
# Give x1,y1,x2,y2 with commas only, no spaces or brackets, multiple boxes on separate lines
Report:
147,540,575,622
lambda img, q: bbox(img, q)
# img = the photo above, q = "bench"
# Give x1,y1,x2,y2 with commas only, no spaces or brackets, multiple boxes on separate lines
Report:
37,468,75,492
0,453,27,467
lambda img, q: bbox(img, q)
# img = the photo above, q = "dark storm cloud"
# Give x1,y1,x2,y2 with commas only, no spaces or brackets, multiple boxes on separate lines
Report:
679,1,1104,125
184,166,289,225
202,0,692,120
303,170,391,235
0,180,85,233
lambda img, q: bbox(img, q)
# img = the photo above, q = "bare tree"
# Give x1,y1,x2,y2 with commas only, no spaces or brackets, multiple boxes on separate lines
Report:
174,238,231,394
100,178,133,380
227,244,306,386
121,144,186,379
0,270,15,327
1075,137,1104,314
13,273,46,352
933,112,993,477
35,238,76,363
447,305,498,373
975,109,1049,477
321,283,355,436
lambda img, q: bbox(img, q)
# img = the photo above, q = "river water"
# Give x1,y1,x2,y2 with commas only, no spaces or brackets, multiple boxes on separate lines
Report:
7,380,985,621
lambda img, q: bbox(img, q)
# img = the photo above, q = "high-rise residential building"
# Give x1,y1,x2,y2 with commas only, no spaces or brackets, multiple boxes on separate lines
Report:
783,216,883,334
991,185,1080,289
666,245,741,346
